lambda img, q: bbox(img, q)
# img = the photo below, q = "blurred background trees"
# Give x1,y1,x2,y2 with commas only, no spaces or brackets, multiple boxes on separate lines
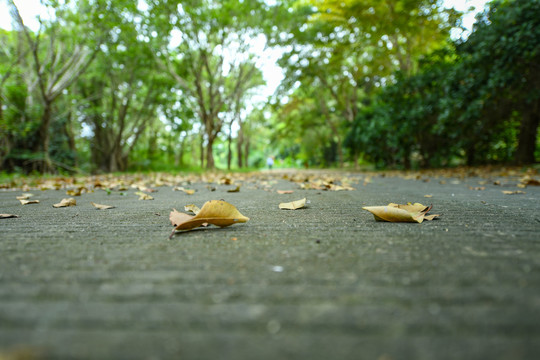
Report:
0,0,538,174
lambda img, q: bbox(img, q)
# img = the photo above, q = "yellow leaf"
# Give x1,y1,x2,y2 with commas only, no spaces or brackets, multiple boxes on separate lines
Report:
19,199,40,205
227,186,240,193
170,200,249,237
362,203,439,223
53,198,77,208
279,198,307,210
91,202,115,210
135,191,153,200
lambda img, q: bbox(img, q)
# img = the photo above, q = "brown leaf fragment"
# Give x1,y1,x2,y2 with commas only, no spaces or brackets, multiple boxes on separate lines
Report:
363,202,440,223
170,200,249,237
227,186,240,193
0,214,19,219
19,199,40,205
91,202,115,210
277,190,294,194
53,198,77,208
279,198,307,210
135,191,154,200
502,190,526,195
469,186,485,191
169,208,194,227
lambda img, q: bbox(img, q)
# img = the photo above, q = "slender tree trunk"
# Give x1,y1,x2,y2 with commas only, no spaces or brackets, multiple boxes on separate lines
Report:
227,121,233,170
35,100,53,172
516,104,539,164
237,125,244,168
206,138,215,169
244,138,250,168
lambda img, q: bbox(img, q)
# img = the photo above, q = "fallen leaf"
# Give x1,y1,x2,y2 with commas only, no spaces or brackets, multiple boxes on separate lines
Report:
173,186,195,195
363,202,440,223
0,214,19,218
19,199,39,205
519,176,540,187
91,202,115,210
277,190,294,194
169,208,195,227
53,198,76,208
279,198,307,210
424,194,433,198
227,186,240,193
502,190,526,195
184,204,201,215
135,191,154,200
469,186,485,191
16,193,34,200
66,187,86,196
170,200,249,237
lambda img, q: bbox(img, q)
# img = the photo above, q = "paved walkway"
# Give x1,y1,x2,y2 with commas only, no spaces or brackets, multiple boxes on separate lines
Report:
1,171,539,359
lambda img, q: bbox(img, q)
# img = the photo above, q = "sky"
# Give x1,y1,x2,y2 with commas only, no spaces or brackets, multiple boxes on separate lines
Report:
0,0,491,97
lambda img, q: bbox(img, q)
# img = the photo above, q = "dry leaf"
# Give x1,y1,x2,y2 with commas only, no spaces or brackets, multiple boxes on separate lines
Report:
16,193,34,200
170,200,249,237
519,176,540,187
135,191,154,200
173,186,195,195
279,198,307,210
19,199,39,205
424,194,433,198
363,202,440,223
227,186,240,193
277,190,294,194
169,208,195,227
66,187,86,196
469,186,485,191
502,190,526,195
184,204,201,215
91,202,115,210
53,198,76,208
1,214,19,218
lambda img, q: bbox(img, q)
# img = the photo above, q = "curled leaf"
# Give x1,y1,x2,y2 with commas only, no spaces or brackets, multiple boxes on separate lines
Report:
91,202,115,210
227,186,240,193
53,198,77,208
363,202,440,223
170,200,249,237
279,198,307,210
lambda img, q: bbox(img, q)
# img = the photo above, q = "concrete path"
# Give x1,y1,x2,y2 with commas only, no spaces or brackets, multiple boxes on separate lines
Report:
1,171,539,360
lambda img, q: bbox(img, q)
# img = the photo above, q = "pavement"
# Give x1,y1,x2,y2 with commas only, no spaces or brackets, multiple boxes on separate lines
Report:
0,170,539,360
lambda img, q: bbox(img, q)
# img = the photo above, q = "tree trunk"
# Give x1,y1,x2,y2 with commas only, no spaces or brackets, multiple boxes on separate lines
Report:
237,124,244,168
35,100,53,172
244,138,250,168
515,104,539,164
227,122,233,170
206,138,215,169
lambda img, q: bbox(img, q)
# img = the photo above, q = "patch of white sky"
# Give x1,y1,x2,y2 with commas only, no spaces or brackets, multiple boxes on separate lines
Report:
0,0,490,101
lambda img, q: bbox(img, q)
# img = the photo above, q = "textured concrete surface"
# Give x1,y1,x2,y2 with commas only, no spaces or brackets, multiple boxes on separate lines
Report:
0,171,539,360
